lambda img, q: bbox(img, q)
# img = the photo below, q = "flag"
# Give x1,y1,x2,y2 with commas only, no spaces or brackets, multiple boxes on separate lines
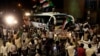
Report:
42,2,49,8
39,0,46,3
62,19,68,30
39,0,54,12
62,17,72,30
40,0,54,8
49,1,54,7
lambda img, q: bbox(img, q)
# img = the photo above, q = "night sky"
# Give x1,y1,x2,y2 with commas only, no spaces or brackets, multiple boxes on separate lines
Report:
0,0,33,9
0,0,64,10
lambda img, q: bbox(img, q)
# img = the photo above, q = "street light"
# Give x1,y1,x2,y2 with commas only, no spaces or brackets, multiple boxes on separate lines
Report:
25,12,31,16
4,15,18,26
4,14,18,35
18,3,22,7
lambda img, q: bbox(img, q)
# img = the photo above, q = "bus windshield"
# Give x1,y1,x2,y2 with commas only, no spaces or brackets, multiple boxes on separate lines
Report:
30,16,50,24
54,15,66,26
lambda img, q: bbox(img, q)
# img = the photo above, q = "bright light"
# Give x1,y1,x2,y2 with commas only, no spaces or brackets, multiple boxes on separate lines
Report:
4,15,18,26
25,12,31,16
18,3,22,7
13,20,18,24
54,34,57,37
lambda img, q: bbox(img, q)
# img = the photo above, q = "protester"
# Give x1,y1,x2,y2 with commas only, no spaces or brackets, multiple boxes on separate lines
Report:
10,40,18,56
6,39,12,56
96,48,100,56
0,42,8,56
86,44,95,56
21,40,28,56
77,43,86,56
28,39,36,56
14,37,21,56
0,18,99,56
66,42,75,56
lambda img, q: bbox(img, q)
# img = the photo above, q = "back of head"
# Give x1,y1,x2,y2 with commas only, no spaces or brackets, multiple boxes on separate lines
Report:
80,43,84,48
69,42,73,46
88,44,92,48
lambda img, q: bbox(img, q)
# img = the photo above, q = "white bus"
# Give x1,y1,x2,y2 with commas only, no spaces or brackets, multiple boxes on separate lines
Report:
30,12,74,31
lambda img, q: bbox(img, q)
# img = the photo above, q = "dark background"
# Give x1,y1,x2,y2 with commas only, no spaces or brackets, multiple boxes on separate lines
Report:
0,0,64,9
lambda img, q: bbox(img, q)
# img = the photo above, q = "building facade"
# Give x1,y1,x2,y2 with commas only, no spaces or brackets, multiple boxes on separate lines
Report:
63,0,99,24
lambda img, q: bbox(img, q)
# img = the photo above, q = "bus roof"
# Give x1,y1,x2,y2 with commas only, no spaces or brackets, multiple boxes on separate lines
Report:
32,12,67,17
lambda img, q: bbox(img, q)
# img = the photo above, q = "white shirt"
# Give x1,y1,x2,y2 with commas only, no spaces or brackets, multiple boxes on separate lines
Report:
0,45,8,56
15,38,21,49
67,45,75,56
6,42,12,53
49,32,53,38
10,44,17,54
21,42,28,50
3,29,7,35
86,48,95,56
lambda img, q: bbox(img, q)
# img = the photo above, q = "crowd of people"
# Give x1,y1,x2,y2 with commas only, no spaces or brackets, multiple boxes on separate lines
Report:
0,20,99,56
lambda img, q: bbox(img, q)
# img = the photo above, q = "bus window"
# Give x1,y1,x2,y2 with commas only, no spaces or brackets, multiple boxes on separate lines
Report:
54,15,66,26
30,16,50,24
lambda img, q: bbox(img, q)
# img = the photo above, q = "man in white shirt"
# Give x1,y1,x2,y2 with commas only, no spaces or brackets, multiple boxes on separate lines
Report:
3,28,7,42
6,40,12,56
86,44,95,56
66,42,75,56
0,42,8,56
